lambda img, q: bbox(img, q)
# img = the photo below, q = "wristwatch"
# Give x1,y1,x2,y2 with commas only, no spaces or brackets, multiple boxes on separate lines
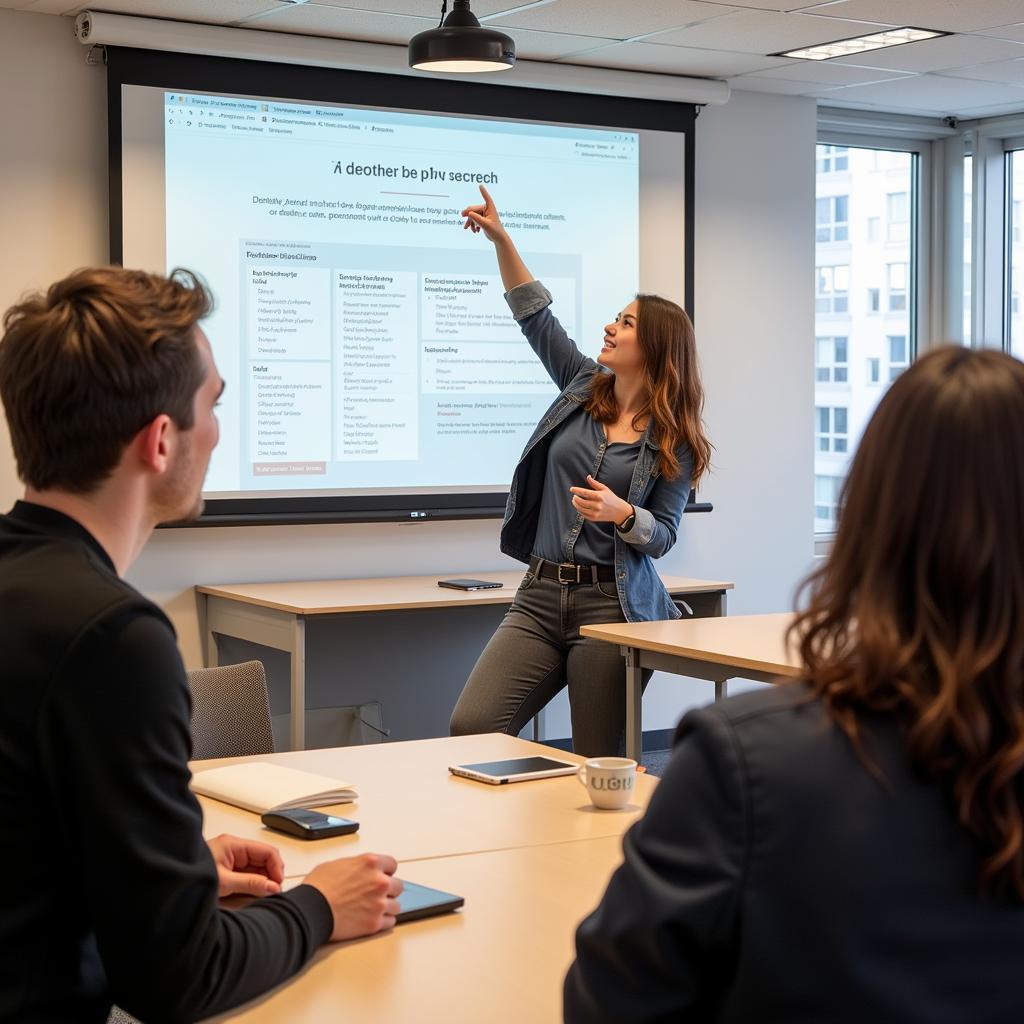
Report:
615,506,636,533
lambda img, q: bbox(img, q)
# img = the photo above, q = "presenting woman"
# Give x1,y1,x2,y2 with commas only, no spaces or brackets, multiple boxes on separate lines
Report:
449,187,711,757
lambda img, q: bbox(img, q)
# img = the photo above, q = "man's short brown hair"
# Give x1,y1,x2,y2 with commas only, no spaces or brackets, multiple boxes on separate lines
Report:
0,266,212,493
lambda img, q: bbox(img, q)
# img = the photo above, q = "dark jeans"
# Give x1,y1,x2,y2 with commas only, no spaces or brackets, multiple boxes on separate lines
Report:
449,572,651,757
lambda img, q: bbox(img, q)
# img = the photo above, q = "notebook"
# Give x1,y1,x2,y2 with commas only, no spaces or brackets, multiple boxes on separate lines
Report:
191,762,357,814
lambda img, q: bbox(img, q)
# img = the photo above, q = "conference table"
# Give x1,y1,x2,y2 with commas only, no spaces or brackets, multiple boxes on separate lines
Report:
196,571,734,751
581,613,800,761
196,733,658,1023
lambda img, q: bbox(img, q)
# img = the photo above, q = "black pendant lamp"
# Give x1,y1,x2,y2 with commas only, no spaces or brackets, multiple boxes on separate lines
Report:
409,0,516,74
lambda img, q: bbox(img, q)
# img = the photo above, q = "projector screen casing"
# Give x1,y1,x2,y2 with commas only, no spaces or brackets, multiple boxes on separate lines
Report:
106,47,697,527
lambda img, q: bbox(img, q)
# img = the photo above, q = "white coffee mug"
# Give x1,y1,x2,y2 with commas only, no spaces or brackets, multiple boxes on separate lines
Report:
577,757,637,810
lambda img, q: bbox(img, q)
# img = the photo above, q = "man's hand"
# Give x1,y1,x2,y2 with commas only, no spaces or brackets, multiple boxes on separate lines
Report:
569,475,633,525
304,853,404,941
207,834,285,898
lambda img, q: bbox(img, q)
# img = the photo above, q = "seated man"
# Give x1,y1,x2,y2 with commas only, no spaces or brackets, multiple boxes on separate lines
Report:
0,267,402,1023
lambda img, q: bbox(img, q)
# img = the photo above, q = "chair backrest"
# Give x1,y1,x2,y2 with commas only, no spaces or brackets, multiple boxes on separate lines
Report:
187,660,275,760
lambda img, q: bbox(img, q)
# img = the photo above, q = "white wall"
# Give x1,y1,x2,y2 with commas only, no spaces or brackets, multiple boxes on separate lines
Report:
0,9,814,738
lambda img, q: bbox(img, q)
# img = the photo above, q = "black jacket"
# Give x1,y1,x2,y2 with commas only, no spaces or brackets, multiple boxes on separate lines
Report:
0,502,332,1024
565,684,1024,1023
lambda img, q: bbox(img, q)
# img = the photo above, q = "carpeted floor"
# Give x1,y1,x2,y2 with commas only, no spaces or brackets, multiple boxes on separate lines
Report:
640,748,672,777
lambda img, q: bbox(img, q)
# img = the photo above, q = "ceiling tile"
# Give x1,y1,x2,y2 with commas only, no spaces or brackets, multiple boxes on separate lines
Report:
646,11,893,54
0,1,37,9
703,0,837,9
309,0,514,16
23,0,282,18
255,3,613,56
826,71,1024,115
252,4,435,42
941,58,1024,86
490,0,741,40
745,59,915,85
727,74,842,94
799,0,1024,34
558,40,792,76
978,22,1024,44
828,32,1024,73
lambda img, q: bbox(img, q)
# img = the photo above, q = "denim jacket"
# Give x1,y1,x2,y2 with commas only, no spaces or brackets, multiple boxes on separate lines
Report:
500,281,694,623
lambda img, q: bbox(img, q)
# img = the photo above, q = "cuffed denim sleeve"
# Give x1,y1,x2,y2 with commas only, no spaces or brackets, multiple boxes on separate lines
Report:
505,279,553,320
618,445,694,559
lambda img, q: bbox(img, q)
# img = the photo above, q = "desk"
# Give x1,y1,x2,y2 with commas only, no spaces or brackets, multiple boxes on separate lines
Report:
581,613,800,762
205,837,624,1024
196,572,733,750
196,733,657,875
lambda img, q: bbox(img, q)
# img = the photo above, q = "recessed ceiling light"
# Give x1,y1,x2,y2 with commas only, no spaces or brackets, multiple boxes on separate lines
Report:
773,26,947,62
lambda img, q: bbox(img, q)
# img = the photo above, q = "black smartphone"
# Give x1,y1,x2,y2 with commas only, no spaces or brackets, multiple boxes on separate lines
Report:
260,808,360,839
396,881,464,923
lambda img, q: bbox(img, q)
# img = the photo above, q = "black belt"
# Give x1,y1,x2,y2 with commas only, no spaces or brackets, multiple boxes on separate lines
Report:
529,556,617,585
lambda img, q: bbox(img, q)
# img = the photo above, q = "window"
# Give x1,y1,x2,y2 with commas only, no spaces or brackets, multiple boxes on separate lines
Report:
815,475,842,530
816,195,849,242
816,145,849,173
886,191,909,242
964,153,972,343
816,143,915,535
816,406,848,453
1010,151,1024,358
816,336,848,383
888,335,908,380
816,265,849,313
887,262,908,312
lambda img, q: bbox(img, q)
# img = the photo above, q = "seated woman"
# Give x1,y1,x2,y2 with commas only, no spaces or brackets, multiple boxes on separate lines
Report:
564,346,1024,1023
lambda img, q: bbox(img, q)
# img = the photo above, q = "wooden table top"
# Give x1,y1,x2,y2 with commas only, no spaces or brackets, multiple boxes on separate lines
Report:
196,571,734,615
581,612,801,679
194,734,656,876
205,836,624,1024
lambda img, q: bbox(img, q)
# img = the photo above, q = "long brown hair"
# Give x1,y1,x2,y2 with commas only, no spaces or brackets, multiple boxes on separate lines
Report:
584,294,711,485
0,266,210,494
791,346,1024,901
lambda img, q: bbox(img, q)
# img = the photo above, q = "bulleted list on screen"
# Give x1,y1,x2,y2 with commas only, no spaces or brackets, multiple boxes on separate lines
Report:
241,243,575,477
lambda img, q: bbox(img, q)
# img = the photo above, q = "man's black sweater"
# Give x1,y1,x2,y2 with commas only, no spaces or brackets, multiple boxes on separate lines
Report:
0,501,333,1023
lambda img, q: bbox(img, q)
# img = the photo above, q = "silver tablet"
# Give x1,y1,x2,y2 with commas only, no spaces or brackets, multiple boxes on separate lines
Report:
448,755,578,785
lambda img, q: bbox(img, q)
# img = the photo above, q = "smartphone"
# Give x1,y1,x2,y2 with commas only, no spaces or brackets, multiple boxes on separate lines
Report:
260,808,360,839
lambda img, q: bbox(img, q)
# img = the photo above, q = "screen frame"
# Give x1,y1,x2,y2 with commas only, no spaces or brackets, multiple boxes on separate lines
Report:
106,47,698,528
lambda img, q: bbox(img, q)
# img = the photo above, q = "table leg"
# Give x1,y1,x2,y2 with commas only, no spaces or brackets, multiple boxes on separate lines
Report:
197,592,218,669
715,680,729,701
624,646,643,763
290,617,306,751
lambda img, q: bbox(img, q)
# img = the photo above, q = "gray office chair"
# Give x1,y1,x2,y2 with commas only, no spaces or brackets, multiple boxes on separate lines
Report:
188,659,275,760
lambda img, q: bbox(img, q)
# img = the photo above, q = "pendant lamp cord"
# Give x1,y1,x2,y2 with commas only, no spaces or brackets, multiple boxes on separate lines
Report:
438,0,447,27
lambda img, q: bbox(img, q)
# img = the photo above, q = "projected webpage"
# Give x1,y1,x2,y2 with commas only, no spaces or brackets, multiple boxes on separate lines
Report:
161,92,640,496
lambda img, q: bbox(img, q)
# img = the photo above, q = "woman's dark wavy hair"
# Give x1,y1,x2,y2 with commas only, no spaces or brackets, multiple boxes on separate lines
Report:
790,345,1024,901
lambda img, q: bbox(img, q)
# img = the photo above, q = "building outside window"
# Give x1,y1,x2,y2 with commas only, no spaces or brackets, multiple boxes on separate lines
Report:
816,406,848,453
814,475,843,531
816,145,849,173
816,336,848,382
887,263,908,312
816,195,849,242
888,335,908,381
815,144,914,534
816,265,849,313
886,191,909,242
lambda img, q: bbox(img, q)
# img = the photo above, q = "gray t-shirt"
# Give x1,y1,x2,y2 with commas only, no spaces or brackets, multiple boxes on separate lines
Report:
532,408,641,566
